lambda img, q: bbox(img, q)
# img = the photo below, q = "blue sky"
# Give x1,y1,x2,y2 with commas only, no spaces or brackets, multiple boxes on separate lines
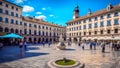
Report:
7,0,120,26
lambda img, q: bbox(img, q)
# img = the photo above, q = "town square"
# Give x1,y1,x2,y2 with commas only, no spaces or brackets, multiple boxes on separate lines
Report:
0,0,120,68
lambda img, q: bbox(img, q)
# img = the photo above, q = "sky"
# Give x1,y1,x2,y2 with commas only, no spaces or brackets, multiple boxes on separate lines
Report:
7,0,120,26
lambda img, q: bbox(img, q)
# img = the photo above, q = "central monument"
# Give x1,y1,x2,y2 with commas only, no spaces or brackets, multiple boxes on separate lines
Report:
56,34,66,50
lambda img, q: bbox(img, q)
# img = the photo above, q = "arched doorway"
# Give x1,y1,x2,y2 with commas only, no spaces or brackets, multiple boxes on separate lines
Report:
28,37,32,43
10,28,14,33
0,26,3,32
15,29,19,34
34,38,36,43
4,27,9,32
73,37,77,42
46,38,48,42
50,38,52,42
42,38,44,42
38,38,41,43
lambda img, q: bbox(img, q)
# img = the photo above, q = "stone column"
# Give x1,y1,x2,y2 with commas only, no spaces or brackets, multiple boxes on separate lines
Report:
72,38,74,42
77,38,80,42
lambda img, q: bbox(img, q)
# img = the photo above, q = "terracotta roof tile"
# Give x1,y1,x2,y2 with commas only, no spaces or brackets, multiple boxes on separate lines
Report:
67,5,120,24
22,17,63,28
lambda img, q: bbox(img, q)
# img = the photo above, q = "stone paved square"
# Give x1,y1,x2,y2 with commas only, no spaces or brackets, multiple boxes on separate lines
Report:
0,43,120,68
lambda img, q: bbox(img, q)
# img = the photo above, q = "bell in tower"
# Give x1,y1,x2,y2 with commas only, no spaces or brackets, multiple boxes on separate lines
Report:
73,5,80,19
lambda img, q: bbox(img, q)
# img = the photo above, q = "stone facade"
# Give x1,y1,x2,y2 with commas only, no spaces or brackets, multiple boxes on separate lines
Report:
0,0,66,43
67,4,120,42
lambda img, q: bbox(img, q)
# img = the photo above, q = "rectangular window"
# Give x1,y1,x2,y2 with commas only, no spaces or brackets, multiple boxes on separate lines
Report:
94,17,98,21
16,20,18,25
114,12,118,16
89,24,92,28
89,18,91,22
94,23,98,28
5,10,9,15
0,17,3,22
29,24,31,27
107,14,111,18
34,25,37,28
24,23,27,26
11,6,14,9
84,32,86,36
100,30,103,34
107,20,111,26
0,8,3,13
6,4,8,7
16,13,18,17
11,12,14,16
20,21,22,25
79,26,81,30
0,2,2,5
16,8,18,11
83,25,86,29
11,19,14,24
5,18,9,23
94,31,97,34
89,32,91,35
83,20,86,23
100,22,104,27
100,16,104,19
114,29,118,33
107,30,111,34
114,19,119,25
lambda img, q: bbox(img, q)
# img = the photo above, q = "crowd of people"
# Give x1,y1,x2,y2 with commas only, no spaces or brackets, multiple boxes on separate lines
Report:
67,40,120,53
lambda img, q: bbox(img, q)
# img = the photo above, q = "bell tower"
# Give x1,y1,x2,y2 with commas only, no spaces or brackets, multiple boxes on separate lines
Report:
73,5,79,19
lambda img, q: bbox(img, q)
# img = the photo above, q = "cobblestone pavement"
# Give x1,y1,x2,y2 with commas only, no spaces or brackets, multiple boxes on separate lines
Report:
0,43,120,68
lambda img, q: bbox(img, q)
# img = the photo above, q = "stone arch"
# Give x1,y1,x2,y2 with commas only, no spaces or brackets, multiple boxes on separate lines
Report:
4,27,9,32
0,26,3,32
73,37,77,42
15,29,19,34
10,28,14,33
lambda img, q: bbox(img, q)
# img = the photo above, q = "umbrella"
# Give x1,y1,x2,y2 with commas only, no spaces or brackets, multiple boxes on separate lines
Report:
0,33,23,39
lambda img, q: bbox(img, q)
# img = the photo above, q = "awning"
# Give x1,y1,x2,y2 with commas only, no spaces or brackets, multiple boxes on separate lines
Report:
0,33,23,39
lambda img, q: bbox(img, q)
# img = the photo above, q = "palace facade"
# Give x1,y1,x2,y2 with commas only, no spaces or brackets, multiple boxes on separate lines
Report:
66,4,120,42
0,0,66,43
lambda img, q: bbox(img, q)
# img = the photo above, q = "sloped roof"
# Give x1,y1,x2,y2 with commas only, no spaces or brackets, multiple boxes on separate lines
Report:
67,5,120,24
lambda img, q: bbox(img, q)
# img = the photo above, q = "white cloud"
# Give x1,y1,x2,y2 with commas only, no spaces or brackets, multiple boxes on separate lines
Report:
22,5,34,12
15,0,27,4
42,8,46,10
36,12,42,14
49,14,54,17
35,15,47,20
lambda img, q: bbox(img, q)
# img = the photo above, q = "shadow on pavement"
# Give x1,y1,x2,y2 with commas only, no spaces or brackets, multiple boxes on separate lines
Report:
65,48,75,51
0,46,49,63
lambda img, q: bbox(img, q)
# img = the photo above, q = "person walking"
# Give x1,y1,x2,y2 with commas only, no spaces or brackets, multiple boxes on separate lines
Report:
19,40,23,57
90,41,93,50
101,42,105,53
48,41,51,47
81,42,85,50
43,42,45,47
24,41,27,51
93,42,96,50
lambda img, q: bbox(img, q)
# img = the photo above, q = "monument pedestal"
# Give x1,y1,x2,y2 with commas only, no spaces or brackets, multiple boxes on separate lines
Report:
56,42,66,50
